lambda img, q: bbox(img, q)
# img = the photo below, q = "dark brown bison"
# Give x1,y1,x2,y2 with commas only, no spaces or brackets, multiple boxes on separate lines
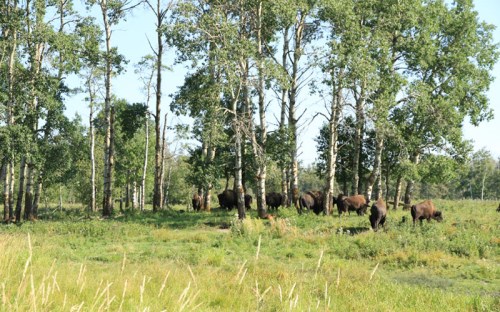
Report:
497,203,500,212
299,191,324,215
410,200,443,225
192,193,203,211
218,190,236,210
369,198,387,231
337,194,369,216
244,194,253,210
218,190,252,210
266,192,283,210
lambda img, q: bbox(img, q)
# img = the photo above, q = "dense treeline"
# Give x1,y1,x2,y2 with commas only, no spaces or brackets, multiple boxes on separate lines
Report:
0,0,498,221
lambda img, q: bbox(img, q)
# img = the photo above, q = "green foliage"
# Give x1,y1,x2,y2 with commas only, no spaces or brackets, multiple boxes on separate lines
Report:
117,102,148,140
315,118,375,194
299,165,323,192
164,155,192,205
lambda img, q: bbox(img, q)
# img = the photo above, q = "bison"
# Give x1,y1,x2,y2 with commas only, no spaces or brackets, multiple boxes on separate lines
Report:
218,190,236,210
244,194,253,210
218,190,252,211
337,194,369,216
497,203,500,212
410,200,443,225
192,193,203,211
266,192,283,211
369,198,387,231
299,191,324,215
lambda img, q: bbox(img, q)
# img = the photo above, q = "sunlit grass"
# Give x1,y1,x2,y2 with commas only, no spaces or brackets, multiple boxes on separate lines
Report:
0,199,498,310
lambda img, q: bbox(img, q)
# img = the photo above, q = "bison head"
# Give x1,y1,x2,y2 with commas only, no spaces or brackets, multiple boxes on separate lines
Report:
433,210,443,222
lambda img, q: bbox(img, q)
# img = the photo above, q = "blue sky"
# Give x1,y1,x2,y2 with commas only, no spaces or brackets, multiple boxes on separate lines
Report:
461,0,500,160
65,0,500,165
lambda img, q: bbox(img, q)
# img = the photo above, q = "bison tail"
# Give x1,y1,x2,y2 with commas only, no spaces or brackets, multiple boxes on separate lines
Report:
410,205,416,218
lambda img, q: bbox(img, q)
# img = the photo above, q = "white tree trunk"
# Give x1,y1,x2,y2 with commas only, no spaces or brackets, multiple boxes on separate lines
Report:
323,69,344,215
101,0,114,216
365,136,384,201
89,95,96,212
481,173,486,201
141,118,149,211
132,181,138,209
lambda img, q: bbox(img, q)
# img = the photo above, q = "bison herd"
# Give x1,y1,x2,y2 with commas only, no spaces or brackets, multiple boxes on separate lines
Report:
193,189,449,231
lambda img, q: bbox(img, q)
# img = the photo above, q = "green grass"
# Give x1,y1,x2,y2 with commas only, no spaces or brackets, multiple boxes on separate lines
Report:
0,200,498,311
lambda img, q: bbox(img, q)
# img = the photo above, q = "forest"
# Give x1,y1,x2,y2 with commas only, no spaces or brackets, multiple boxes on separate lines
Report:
1,0,499,221
1,1,500,311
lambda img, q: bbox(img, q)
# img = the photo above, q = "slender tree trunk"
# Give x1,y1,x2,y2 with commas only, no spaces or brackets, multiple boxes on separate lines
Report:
32,173,42,218
59,186,62,211
365,135,384,201
352,84,366,196
289,13,306,212
241,132,247,193
24,164,35,220
9,161,15,220
153,2,164,212
3,163,9,222
165,156,174,209
89,93,96,213
141,117,149,211
393,175,402,210
101,0,114,217
376,172,383,200
5,2,17,222
232,97,245,219
125,171,130,208
481,173,486,201
109,104,116,211
385,160,390,200
323,70,344,215
234,129,245,220
119,190,124,212
224,174,230,191
280,27,289,208
132,181,137,209
253,1,268,219
139,185,143,212
24,9,44,221
15,157,26,222
158,113,168,210
341,158,348,195
404,153,420,206
203,147,215,212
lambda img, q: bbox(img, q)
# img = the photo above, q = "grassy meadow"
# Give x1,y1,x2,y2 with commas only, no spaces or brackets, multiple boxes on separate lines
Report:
0,199,498,311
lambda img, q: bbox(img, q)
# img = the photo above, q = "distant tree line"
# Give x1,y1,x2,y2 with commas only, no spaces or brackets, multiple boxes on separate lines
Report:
0,0,498,222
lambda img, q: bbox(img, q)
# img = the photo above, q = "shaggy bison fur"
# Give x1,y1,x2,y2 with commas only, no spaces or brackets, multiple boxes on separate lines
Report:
337,194,369,216
299,191,324,215
410,200,443,225
218,190,236,210
265,192,283,210
369,198,387,231
218,190,252,210
244,194,253,210
192,193,203,211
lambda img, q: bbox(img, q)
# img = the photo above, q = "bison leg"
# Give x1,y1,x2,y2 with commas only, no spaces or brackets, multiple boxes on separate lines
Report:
380,216,386,229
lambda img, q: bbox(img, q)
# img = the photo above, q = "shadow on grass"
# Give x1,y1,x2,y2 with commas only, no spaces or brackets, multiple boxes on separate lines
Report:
30,206,240,230
340,226,371,235
393,273,455,290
